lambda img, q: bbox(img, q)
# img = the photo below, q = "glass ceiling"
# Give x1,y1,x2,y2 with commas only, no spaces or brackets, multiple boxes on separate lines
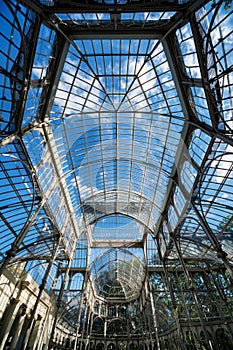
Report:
50,37,184,235
93,214,145,241
0,0,233,304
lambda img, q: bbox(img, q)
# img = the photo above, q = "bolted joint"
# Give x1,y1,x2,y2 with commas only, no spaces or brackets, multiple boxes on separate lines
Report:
7,244,18,257
216,249,228,259
188,283,195,291
169,231,175,239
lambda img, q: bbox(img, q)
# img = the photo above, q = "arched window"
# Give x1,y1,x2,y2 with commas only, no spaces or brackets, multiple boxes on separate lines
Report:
94,301,99,314
108,306,116,318
69,273,84,291
92,318,104,336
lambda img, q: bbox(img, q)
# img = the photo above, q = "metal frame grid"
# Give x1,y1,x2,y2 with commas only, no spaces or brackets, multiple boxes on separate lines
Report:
0,0,233,346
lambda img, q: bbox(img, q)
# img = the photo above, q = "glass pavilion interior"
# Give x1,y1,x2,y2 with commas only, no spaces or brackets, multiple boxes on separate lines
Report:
0,0,233,349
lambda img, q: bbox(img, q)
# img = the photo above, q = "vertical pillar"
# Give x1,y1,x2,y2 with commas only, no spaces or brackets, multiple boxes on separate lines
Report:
161,260,186,350
8,308,28,350
80,304,88,343
84,307,92,350
89,312,95,338
173,237,214,350
28,314,43,350
36,302,52,350
0,280,30,350
73,274,89,350
149,290,160,350
21,238,60,350
47,260,71,349
8,317,25,350
0,298,20,350
104,319,107,338
205,265,233,341
126,306,130,341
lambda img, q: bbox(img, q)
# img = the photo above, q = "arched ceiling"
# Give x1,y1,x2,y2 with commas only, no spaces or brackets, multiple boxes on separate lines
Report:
0,0,233,294
48,36,184,235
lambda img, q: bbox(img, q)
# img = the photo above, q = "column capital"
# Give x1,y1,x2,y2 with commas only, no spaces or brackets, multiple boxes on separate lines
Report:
20,281,30,290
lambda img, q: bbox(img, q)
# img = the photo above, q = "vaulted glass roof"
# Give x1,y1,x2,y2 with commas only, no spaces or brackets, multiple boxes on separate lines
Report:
48,36,184,235
0,0,233,308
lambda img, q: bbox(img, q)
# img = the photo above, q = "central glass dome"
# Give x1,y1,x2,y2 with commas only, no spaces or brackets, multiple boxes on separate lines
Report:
90,248,146,302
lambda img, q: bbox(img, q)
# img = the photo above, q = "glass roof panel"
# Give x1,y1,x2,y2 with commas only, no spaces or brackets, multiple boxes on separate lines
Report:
196,141,233,233
172,239,221,262
49,36,184,233
57,10,176,28
57,13,111,22
0,142,41,257
93,214,144,241
177,22,201,79
196,2,233,134
0,1,35,134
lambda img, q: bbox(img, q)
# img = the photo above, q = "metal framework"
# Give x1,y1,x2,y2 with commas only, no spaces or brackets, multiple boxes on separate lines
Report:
0,0,233,349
